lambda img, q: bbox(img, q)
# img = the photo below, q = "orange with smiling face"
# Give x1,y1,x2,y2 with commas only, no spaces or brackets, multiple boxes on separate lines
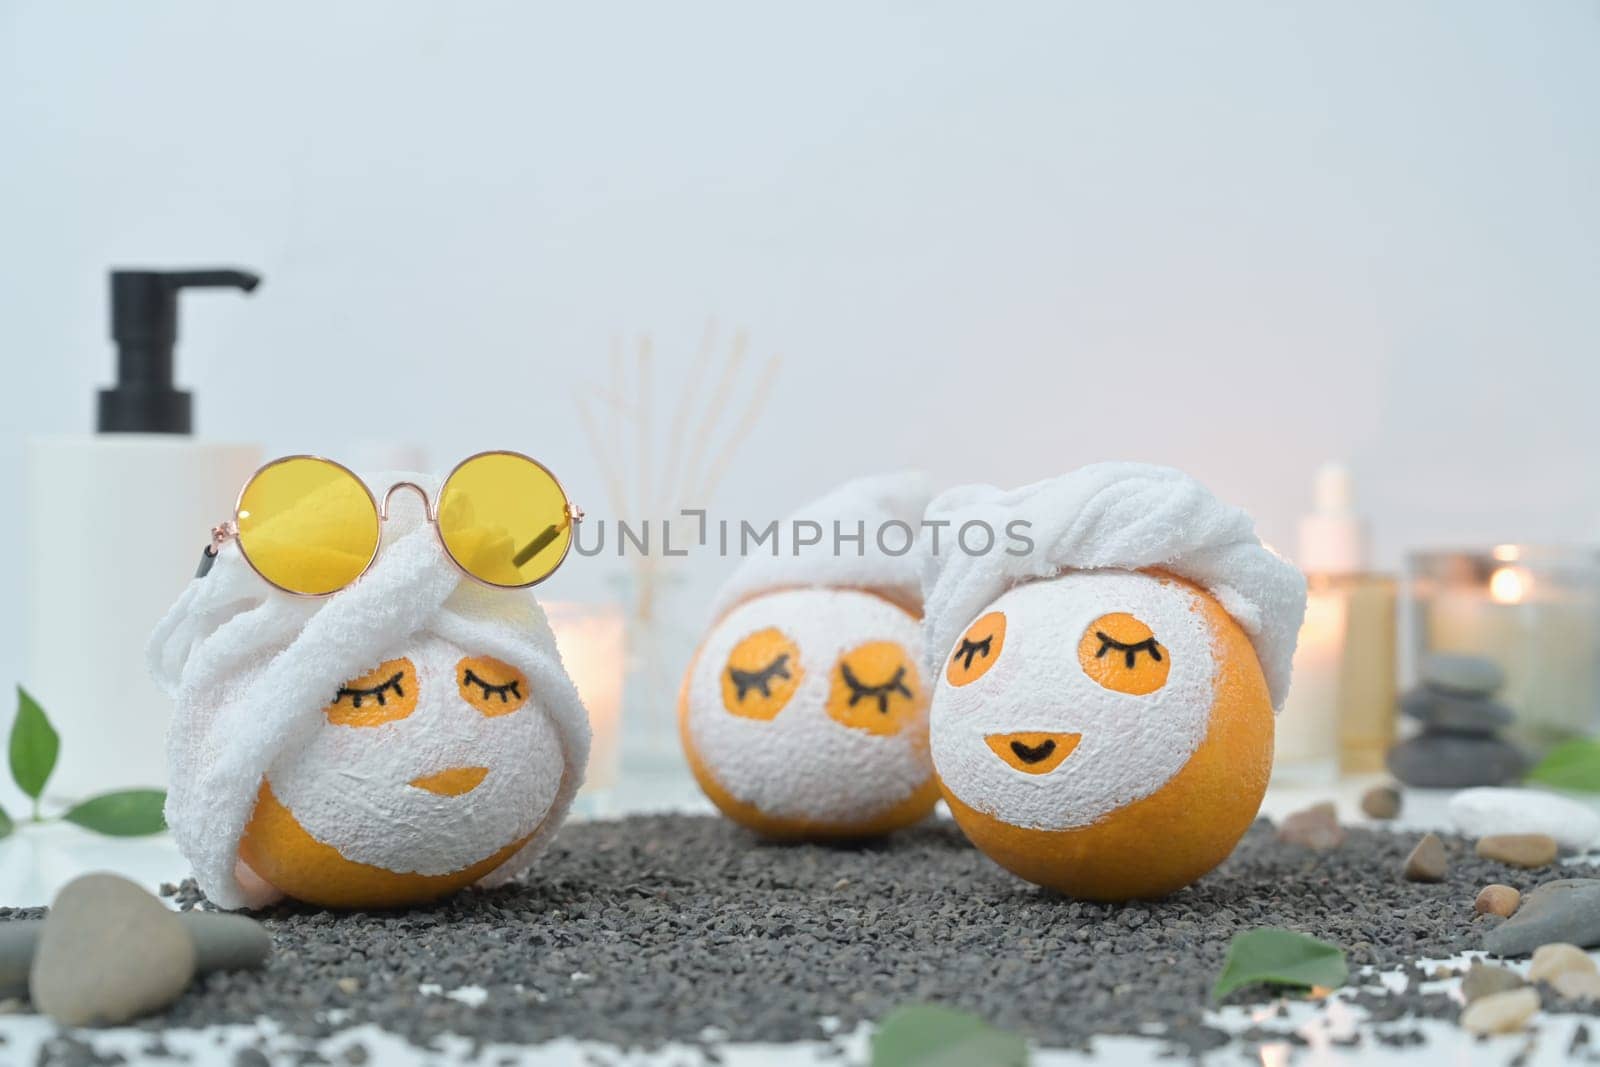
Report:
929,570,1274,901
237,645,564,909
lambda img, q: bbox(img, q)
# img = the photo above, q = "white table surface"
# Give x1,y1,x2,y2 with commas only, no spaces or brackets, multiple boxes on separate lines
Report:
1,778,1596,1066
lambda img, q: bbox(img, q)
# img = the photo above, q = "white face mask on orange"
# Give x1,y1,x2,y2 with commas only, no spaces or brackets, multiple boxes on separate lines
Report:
681,587,935,838
680,471,939,840
918,462,1306,903
149,470,591,911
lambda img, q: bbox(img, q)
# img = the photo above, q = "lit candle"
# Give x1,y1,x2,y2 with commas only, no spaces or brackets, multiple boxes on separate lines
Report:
543,602,627,791
1412,547,1600,753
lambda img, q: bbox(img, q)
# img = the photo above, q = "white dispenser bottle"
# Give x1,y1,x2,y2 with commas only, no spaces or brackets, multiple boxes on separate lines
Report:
24,269,263,801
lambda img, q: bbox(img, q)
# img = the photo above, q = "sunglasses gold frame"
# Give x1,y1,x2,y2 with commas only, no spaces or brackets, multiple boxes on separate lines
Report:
206,450,584,597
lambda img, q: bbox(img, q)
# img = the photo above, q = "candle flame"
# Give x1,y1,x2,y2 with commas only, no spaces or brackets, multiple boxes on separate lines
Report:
1492,544,1521,562
1489,566,1530,604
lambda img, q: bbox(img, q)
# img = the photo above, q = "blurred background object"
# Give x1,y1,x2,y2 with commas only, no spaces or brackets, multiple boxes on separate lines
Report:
1407,547,1600,754
2,0,1599,811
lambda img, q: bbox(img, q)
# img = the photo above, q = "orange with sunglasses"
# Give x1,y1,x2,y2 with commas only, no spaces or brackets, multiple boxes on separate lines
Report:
203,451,583,595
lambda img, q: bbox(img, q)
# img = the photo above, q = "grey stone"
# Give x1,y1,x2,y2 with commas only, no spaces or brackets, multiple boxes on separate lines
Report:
1386,734,1526,788
178,913,273,973
1360,784,1402,820
1420,653,1504,697
1403,833,1448,882
0,911,269,1001
0,923,34,1000
29,873,196,1026
1275,802,1346,850
1399,688,1514,734
1485,878,1600,957
1461,961,1526,1002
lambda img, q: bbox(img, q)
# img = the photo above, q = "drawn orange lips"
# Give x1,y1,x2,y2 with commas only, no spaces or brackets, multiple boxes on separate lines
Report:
409,766,489,796
984,732,1081,775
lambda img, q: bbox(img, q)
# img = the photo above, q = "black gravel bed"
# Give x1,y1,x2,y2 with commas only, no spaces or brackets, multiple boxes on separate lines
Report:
6,814,1600,1062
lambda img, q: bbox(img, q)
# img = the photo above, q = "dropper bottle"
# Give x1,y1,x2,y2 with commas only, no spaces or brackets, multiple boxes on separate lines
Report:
1274,464,1399,781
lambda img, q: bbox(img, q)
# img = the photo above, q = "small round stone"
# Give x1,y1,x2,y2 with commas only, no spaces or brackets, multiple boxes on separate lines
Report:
1553,970,1600,1003
1360,785,1402,821
1474,885,1521,918
1403,833,1447,883
1459,987,1539,1035
1421,653,1505,697
1275,802,1345,850
1475,833,1559,869
1528,942,1598,983
29,874,197,1026
1461,961,1526,1003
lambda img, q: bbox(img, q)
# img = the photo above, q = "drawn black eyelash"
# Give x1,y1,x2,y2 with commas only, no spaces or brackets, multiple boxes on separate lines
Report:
840,662,913,713
728,654,792,701
334,671,405,709
954,635,993,671
462,667,523,702
1094,631,1164,669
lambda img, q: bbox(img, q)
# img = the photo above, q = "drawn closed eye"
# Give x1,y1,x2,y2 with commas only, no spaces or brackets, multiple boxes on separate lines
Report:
721,628,803,720
336,671,405,709
456,656,530,717
463,668,522,703
1078,613,1171,695
838,661,912,713
325,658,419,727
946,611,1006,687
954,636,991,671
828,641,923,736
1093,631,1163,669
728,654,793,701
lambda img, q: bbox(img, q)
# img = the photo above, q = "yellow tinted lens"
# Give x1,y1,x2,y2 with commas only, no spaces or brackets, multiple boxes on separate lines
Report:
437,453,572,587
236,458,379,595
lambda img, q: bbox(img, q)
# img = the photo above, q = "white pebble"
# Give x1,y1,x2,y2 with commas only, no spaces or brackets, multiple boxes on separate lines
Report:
1554,971,1600,1002
1528,943,1598,983
1459,987,1540,1035
1449,788,1600,851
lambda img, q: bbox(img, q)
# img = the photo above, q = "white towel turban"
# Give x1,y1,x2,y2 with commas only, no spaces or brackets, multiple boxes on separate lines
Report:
148,472,591,909
708,471,934,620
919,463,1307,711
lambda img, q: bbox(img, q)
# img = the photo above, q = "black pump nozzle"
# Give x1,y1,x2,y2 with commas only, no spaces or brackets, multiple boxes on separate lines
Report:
98,267,261,434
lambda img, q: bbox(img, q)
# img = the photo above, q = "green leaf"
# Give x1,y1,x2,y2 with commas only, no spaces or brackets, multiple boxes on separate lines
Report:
870,1005,1028,1067
0,802,11,838
1528,739,1600,793
62,790,167,836
10,686,60,801
1212,928,1347,1001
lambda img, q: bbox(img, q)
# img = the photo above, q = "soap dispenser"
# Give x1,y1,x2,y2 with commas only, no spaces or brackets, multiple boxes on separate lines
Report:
24,269,264,801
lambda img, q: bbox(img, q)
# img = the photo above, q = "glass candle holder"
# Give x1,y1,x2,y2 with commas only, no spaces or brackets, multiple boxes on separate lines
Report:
544,601,627,793
1407,546,1600,753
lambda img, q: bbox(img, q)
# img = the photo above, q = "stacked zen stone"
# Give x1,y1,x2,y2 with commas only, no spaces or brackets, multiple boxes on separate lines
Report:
1388,654,1527,788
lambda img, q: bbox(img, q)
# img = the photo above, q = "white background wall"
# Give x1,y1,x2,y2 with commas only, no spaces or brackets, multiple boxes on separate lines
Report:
2,1,1598,714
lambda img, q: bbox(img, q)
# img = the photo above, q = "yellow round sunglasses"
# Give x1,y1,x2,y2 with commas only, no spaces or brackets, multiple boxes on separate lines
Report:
201,451,583,596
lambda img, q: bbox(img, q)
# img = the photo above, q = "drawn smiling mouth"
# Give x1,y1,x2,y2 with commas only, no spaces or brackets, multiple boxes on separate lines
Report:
1011,739,1057,763
984,732,1081,775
